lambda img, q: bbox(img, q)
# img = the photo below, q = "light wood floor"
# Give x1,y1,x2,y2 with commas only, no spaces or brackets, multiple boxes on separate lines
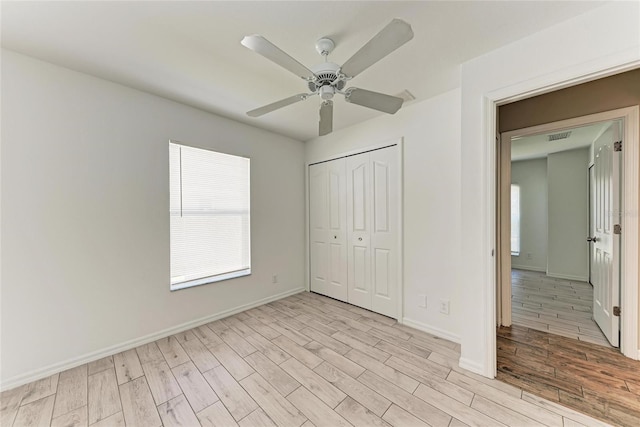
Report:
2,291,613,427
511,269,610,347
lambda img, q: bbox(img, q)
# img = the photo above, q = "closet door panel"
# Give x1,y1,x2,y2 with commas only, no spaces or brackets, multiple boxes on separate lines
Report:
374,249,391,297
309,162,329,295
347,153,372,310
326,158,348,301
370,147,398,317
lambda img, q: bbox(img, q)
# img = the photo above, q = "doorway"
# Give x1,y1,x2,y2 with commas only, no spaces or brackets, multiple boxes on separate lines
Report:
495,108,640,424
508,120,619,347
497,106,638,357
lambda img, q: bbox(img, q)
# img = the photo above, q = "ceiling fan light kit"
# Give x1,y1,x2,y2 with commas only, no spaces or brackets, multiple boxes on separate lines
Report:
241,18,414,136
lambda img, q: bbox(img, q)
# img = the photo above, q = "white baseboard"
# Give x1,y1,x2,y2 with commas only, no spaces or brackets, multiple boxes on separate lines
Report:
458,357,485,376
0,287,305,392
401,317,460,344
546,272,589,282
511,265,546,273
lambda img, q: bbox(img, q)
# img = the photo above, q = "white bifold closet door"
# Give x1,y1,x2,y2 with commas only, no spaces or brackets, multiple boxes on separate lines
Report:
309,158,348,302
310,145,398,318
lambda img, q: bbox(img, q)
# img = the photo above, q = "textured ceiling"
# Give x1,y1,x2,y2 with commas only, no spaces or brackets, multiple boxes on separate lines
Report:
1,1,606,141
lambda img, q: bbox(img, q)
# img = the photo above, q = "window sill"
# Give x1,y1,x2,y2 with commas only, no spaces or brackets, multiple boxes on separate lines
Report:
170,269,251,291
511,252,520,257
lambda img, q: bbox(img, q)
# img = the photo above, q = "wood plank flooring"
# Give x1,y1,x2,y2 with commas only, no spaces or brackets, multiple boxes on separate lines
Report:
2,291,616,427
511,269,610,347
497,325,640,426
501,270,640,426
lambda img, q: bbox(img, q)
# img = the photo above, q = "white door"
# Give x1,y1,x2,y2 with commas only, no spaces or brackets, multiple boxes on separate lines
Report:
346,146,398,316
326,158,348,301
370,147,398,317
592,121,621,347
311,145,399,318
309,162,329,296
346,152,372,310
309,160,348,301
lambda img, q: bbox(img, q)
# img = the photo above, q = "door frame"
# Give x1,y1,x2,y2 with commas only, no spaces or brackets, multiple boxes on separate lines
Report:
497,106,639,358
588,163,594,285
305,138,405,322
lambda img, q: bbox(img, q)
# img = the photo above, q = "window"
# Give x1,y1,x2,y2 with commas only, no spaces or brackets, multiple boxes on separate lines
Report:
169,142,250,290
511,184,520,256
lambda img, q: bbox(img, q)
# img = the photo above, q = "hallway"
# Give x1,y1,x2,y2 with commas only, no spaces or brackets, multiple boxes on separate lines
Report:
511,269,610,347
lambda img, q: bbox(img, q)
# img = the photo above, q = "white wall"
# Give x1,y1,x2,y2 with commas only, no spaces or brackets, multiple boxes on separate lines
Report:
1,50,305,388
547,148,590,281
511,158,547,272
306,89,462,343
460,1,640,375
511,151,590,280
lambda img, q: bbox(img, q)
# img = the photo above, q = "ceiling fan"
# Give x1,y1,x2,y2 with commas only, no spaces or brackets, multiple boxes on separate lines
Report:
241,19,414,136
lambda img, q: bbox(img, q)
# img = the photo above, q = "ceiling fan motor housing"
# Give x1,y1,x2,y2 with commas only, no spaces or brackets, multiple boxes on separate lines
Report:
308,62,345,92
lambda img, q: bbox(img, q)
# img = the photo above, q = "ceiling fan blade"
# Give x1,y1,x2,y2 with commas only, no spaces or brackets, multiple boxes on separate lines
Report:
340,19,413,78
319,101,333,136
344,88,403,114
247,93,309,117
241,35,315,80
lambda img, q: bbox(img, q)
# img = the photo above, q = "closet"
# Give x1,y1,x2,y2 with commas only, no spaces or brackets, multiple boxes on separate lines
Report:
309,145,399,318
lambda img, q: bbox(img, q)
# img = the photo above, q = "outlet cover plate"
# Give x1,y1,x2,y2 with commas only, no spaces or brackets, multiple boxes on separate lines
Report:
439,299,450,315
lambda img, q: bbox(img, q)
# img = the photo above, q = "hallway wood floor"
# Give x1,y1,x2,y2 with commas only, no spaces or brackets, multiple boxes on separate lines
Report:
497,325,640,426
2,292,613,427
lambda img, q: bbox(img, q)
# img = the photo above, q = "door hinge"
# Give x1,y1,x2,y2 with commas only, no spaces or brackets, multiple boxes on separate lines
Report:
614,224,622,234
613,306,621,317
614,141,622,152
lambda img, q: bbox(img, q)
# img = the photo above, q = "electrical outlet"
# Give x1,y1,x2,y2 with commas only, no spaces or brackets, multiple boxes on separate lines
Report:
526,253,533,260
419,295,427,308
272,274,278,284
439,299,450,315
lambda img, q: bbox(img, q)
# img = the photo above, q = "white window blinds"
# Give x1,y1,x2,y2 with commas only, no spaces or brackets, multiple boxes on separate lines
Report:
170,142,251,290
511,184,520,256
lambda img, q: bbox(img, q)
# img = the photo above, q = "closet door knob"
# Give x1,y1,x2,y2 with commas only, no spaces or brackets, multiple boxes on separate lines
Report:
358,237,363,241
334,235,337,239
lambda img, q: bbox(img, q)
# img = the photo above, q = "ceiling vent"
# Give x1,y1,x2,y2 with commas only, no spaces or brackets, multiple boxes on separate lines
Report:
548,131,571,141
